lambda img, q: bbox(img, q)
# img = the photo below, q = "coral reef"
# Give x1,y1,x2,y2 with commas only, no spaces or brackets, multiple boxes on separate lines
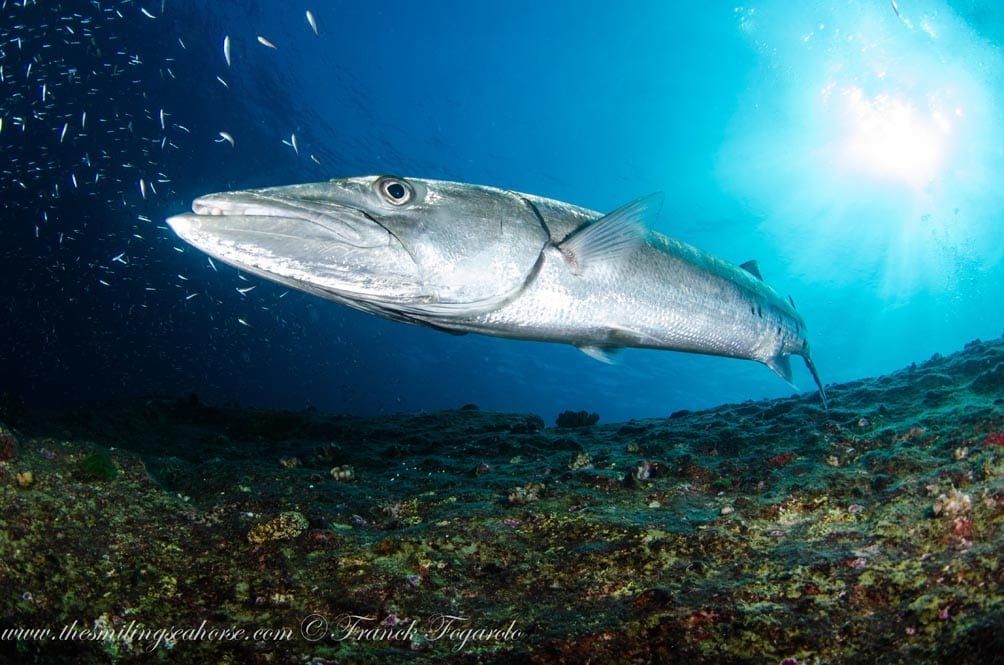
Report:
0,336,1002,663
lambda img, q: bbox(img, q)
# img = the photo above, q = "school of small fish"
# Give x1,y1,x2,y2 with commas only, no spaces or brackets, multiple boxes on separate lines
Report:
0,1,322,312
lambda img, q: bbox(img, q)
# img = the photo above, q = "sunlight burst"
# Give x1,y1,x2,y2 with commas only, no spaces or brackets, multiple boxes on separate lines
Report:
837,86,951,187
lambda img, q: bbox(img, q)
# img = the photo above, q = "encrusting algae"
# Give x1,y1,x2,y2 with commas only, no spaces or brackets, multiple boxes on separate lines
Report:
247,511,309,545
0,334,1001,663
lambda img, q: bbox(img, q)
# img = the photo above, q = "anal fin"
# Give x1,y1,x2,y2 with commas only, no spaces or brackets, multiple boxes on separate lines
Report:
766,354,794,387
768,353,830,409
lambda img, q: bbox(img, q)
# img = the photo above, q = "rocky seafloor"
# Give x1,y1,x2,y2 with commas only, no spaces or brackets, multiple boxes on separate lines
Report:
1,337,1003,664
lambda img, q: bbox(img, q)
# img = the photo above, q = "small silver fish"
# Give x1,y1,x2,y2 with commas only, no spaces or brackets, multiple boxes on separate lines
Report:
306,10,319,36
223,35,231,66
257,35,277,49
217,131,235,147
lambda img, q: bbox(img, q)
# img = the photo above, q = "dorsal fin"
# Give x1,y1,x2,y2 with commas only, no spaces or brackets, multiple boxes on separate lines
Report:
558,193,662,275
740,260,763,281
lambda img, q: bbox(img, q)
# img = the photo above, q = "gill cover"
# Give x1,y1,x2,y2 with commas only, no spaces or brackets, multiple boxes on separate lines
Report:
351,176,551,316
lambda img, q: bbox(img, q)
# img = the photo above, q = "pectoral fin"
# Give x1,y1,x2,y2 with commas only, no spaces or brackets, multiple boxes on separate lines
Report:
558,192,662,275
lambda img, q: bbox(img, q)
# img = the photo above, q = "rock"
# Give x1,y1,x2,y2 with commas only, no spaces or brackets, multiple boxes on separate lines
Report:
970,363,1004,394
555,410,599,428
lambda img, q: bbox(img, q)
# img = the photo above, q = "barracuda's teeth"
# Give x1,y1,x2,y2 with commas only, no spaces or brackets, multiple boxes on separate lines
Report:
192,204,224,215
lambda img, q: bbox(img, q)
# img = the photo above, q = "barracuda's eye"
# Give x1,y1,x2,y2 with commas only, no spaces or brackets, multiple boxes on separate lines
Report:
377,177,414,206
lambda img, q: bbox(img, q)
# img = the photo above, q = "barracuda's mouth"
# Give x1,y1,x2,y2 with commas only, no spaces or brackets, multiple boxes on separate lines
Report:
169,192,394,249
165,189,425,311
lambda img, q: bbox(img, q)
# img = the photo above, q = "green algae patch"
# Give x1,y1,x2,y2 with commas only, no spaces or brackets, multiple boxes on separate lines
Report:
76,452,118,481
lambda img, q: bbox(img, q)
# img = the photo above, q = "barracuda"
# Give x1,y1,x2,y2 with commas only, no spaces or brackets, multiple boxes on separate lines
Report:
166,175,827,405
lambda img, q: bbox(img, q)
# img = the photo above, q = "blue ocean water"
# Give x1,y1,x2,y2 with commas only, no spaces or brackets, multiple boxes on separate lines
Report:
1,0,1002,423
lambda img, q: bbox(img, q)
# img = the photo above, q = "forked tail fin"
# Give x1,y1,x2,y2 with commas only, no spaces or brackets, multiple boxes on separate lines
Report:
802,354,828,408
